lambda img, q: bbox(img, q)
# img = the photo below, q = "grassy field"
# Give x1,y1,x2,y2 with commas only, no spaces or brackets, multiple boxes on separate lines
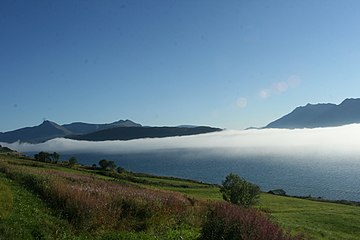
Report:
0,173,82,240
260,194,360,240
147,177,360,239
1,153,360,239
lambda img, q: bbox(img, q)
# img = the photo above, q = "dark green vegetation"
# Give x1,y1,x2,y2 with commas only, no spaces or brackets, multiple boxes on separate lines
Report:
1,153,360,239
220,173,260,207
0,145,15,153
34,151,60,163
98,159,116,171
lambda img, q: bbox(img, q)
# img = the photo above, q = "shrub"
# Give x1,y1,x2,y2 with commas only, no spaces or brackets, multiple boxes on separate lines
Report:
220,173,260,207
68,156,77,167
34,151,51,162
117,166,125,173
107,160,117,170
201,202,300,240
99,159,109,170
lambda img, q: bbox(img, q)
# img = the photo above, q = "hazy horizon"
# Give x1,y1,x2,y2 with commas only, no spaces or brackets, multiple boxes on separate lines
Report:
3,124,360,160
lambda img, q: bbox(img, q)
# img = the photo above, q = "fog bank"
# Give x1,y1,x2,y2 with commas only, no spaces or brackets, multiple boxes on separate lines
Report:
2,124,360,161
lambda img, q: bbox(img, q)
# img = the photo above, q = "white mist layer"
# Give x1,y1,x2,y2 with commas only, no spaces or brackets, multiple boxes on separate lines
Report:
2,124,360,161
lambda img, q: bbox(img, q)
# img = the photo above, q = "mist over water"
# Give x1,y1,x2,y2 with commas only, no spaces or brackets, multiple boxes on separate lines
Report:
3,124,360,201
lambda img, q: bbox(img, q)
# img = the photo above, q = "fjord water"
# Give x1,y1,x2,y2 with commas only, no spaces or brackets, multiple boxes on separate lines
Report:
65,150,360,202
8,125,360,202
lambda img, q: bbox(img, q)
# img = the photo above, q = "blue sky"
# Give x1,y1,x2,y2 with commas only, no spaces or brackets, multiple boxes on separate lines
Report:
2,0,360,132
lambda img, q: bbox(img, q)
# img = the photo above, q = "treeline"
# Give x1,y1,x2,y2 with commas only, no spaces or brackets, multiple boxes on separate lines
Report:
34,151,60,163
32,151,125,172
33,151,77,167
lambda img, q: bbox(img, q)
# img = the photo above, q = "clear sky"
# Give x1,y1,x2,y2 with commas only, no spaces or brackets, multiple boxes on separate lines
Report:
2,0,360,132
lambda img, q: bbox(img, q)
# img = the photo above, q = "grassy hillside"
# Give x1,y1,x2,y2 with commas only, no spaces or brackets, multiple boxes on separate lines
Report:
1,153,360,239
260,194,360,240
141,175,360,239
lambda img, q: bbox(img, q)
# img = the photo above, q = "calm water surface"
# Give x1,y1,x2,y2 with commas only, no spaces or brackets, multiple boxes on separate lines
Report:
57,149,360,202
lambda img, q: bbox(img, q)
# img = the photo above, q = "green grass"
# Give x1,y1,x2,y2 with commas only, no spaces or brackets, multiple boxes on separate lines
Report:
0,165,200,240
162,181,360,239
0,155,202,239
3,154,360,239
0,172,83,240
0,177,13,220
140,174,360,239
159,186,222,200
260,193,360,240
136,175,208,187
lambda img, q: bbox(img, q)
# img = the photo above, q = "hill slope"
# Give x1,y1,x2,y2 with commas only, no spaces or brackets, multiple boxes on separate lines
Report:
266,98,360,129
2,154,360,239
0,121,71,143
0,120,220,143
67,126,222,141
62,119,142,134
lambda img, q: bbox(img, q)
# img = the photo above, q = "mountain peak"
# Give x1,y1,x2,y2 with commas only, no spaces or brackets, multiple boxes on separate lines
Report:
111,119,142,127
340,98,360,105
62,119,142,135
0,120,71,143
266,98,360,129
40,120,57,126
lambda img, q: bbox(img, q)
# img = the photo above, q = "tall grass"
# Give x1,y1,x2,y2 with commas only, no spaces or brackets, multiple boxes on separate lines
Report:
201,202,302,240
0,158,301,239
0,162,198,234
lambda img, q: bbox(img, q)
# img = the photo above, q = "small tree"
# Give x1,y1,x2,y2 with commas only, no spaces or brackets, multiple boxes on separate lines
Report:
220,173,260,208
50,152,60,163
99,159,109,170
107,160,116,170
34,151,51,162
68,156,77,167
117,166,125,173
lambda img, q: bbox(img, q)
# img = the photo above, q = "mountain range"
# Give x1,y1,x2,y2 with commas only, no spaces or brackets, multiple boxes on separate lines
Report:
266,98,360,129
2,97,359,143
67,126,221,141
0,120,221,143
62,119,141,134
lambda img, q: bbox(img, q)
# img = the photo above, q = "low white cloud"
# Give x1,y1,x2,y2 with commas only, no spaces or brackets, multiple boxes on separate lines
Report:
236,97,248,108
3,124,360,161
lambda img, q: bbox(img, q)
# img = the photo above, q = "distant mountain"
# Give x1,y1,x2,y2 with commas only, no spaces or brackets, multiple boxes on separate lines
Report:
266,98,360,129
62,119,141,134
0,119,221,143
176,125,198,128
67,126,222,141
0,119,141,143
0,120,72,143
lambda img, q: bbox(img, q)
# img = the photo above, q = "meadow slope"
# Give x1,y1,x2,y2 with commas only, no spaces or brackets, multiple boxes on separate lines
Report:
1,154,360,239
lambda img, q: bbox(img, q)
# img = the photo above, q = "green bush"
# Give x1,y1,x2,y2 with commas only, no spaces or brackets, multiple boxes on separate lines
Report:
201,202,300,240
220,173,260,207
